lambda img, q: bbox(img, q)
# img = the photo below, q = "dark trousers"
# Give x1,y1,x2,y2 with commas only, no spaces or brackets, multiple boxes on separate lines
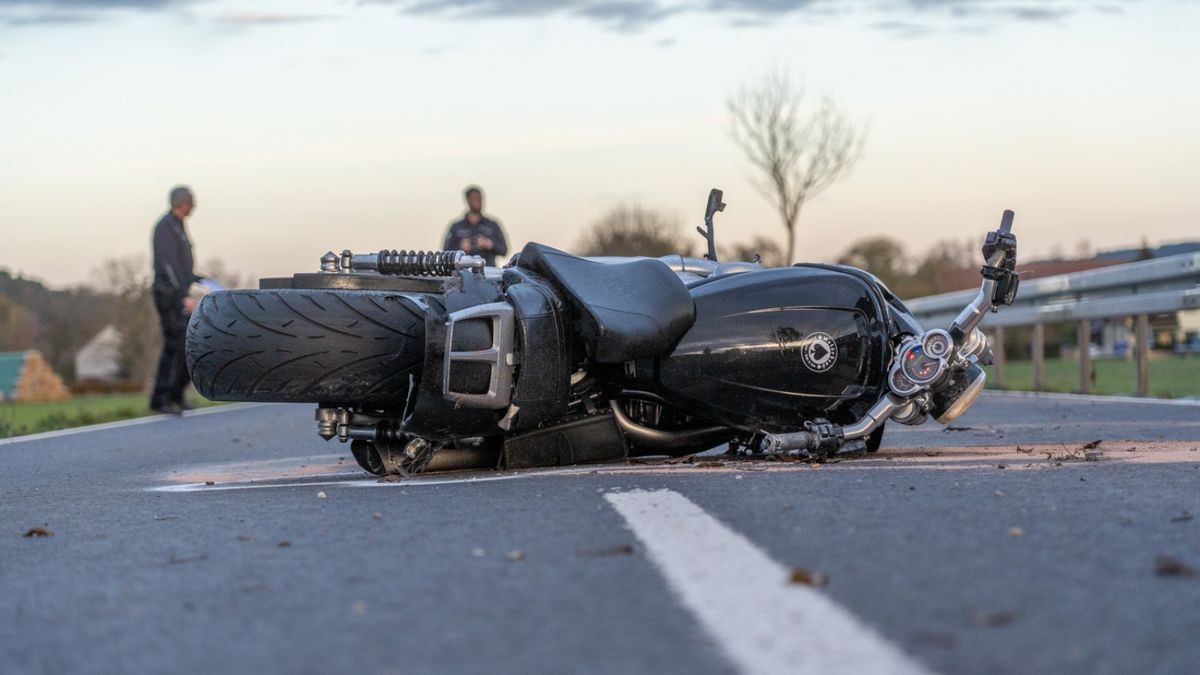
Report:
151,297,190,407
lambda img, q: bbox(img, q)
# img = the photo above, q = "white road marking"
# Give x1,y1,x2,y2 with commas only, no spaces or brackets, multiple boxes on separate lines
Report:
0,402,265,447
604,489,932,675
982,390,1200,407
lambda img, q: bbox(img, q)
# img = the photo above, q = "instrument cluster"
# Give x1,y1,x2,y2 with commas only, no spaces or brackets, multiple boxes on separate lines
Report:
888,329,953,396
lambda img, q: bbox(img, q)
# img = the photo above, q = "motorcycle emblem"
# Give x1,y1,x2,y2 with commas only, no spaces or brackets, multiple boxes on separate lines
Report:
802,332,838,372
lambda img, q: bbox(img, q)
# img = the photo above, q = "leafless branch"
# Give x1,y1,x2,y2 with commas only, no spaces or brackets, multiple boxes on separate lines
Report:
728,69,867,263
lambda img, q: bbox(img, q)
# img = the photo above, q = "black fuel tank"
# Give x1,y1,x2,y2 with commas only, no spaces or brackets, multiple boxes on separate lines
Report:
655,266,892,431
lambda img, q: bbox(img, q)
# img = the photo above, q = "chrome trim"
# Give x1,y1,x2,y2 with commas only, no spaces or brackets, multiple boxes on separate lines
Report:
442,302,516,409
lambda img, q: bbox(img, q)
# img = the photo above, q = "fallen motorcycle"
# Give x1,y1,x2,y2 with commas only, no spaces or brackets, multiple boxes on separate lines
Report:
186,190,1019,476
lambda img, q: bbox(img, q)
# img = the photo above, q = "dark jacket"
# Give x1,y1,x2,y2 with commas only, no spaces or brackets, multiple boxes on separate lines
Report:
152,212,197,310
442,214,508,266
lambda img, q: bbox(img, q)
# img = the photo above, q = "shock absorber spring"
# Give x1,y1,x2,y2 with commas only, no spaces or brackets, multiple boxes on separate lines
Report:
376,250,462,277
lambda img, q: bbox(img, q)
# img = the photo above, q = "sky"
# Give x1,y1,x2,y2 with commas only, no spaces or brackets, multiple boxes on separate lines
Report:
1,0,1198,287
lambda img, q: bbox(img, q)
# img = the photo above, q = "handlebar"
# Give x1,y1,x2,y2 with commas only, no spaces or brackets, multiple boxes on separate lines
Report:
998,209,1014,235
949,210,1019,343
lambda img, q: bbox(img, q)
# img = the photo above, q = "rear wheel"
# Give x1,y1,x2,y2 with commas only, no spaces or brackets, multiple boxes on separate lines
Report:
186,288,425,404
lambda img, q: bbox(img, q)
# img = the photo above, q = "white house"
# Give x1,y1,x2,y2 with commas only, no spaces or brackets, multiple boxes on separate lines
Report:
74,325,122,381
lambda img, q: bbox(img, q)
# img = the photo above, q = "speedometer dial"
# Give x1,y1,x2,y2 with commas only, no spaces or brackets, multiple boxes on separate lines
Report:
889,368,919,396
901,345,941,383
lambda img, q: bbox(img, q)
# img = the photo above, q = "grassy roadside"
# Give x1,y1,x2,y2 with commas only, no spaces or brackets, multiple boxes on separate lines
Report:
0,391,221,439
987,356,1200,399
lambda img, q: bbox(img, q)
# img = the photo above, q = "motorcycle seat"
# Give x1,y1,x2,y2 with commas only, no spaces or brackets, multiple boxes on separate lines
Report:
514,243,695,363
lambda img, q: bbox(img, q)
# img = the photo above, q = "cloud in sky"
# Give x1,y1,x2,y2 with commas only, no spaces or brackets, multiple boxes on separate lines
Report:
0,0,172,6
0,1,340,28
0,0,1147,32
378,0,1131,34
210,11,332,26
0,0,175,26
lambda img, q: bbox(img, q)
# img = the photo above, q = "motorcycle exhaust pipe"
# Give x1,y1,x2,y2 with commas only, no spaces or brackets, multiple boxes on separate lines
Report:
609,401,734,456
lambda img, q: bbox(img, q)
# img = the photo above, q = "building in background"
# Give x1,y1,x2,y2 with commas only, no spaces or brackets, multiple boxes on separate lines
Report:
74,325,123,383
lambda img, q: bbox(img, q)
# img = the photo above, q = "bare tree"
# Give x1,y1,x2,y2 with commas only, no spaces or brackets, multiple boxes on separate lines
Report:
92,256,159,386
837,236,911,292
201,257,249,290
575,204,695,258
728,69,866,264
0,295,38,351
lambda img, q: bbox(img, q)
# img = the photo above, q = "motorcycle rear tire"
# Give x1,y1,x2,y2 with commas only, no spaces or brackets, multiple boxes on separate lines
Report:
186,288,425,404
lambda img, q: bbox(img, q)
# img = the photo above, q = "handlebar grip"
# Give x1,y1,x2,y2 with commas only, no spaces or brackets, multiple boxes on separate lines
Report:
999,210,1014,234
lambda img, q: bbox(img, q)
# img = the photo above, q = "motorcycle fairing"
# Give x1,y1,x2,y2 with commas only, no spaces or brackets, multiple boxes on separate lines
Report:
514,243,696,363
501,267,574,432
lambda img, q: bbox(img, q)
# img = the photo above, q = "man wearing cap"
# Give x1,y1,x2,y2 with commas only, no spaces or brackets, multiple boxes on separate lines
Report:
442,185,508,267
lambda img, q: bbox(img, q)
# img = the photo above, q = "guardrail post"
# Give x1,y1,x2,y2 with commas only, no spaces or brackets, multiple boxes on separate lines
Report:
992,327,1006,387
1032,322,1045,392
1135,314,1150,397
1077,320,1092,394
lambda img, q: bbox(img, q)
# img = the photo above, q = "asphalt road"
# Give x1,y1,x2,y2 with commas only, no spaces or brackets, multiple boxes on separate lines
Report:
2,391,1198,674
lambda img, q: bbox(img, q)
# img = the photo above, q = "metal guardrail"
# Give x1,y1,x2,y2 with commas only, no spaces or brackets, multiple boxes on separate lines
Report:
905,252,1200,396
907,252,1200,328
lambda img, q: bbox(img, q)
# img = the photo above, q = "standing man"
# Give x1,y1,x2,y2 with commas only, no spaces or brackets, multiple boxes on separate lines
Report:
150,186,199,415
442,185,508,266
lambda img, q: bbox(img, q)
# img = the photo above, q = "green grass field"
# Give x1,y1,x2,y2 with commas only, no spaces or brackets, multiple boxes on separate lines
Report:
0,391,220,439
988,355,1200,399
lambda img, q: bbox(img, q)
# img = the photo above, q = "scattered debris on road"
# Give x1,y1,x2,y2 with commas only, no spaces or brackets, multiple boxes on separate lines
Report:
577,544,634,558
23,526,53,538
1170,510,1193,523
153,515,178,521
371,512,382,520
506,549,525,562
788,567,828,587
238,535,252,541
277,541,291,548
166,553,207,565
1045,439,1104,463
317,491,327,499
1154,555,1199,578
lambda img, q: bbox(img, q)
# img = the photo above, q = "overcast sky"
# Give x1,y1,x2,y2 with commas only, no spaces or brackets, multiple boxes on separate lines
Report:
1,0,1197,286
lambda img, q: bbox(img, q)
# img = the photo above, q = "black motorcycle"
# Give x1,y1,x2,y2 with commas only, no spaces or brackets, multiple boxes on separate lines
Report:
186,190,1018,476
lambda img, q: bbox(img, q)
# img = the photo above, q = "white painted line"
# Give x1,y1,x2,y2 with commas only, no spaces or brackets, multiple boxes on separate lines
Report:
982,390,1200,407
605,489,931,675
0,402,266,447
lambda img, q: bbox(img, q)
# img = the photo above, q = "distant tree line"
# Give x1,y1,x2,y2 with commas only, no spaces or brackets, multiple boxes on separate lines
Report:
573,204,976,298
0,258,245,387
